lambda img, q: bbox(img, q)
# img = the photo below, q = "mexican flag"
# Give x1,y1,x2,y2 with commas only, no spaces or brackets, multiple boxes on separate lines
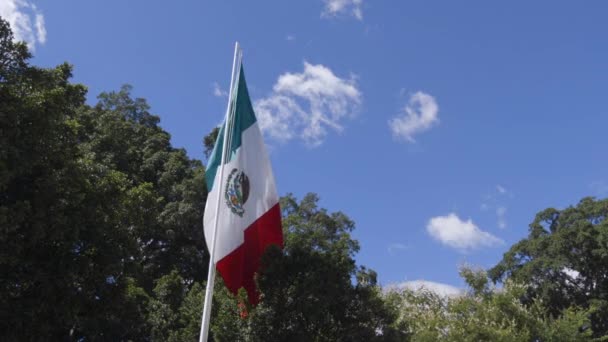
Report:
203,64,283,304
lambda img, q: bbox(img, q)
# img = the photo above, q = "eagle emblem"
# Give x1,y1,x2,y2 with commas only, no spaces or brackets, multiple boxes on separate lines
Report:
224,168,250,217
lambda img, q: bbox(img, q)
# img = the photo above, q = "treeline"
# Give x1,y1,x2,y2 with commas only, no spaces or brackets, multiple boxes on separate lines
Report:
1,18,607,341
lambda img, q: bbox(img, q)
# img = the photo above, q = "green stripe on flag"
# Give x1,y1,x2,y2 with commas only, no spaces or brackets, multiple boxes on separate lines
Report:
205,66,257,191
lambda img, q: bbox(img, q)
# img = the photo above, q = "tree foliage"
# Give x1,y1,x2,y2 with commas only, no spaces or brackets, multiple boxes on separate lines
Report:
388,268,593,341
0,17,207,340
489,197,608,338
209,193,407,341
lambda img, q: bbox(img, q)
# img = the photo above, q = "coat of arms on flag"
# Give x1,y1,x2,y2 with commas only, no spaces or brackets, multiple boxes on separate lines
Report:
224,168,250,217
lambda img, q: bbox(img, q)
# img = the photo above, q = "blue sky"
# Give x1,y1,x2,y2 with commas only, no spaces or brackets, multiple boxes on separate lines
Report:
4,0,607,293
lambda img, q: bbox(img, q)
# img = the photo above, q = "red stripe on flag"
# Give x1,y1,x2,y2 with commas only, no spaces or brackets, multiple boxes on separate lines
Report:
216,203,283,305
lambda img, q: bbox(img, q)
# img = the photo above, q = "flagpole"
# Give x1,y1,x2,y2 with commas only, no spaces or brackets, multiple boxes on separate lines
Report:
199,42,242,342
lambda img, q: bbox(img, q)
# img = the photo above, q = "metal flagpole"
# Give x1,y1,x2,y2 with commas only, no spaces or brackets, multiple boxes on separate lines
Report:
199,42,242,342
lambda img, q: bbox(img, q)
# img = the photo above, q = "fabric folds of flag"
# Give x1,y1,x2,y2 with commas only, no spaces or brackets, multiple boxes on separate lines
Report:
203,65,283,304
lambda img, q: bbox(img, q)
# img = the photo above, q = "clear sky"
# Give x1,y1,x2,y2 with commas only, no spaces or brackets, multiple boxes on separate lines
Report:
4,0,607,294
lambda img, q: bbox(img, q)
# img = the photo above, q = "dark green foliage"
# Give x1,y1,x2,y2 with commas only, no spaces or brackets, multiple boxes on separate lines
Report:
204,126,220,159
1,17,97,339
0,18,29,83
252,194,391,341
82,84,209,290
147,271,206,341
0,18,207,340
208,194,406,341
489,197,608,338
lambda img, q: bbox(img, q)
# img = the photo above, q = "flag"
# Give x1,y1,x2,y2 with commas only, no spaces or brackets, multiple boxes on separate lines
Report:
203,64,283,304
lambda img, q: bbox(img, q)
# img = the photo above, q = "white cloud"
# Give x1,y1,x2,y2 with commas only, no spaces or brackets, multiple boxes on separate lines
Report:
286,34,295,41
212,82,228,97
34,12,45,43
389,91,439,143
391,280,462,297
255,62,361,147
322,0,363,20
481,185,512,229
427,213,503,251
496,206,507,229
0,0,46,51
388,243,409,255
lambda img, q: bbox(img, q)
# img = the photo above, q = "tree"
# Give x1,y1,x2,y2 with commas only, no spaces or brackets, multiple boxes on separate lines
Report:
0,17,210,339
204,126,220,159
0,16,115,339
208,193,406,341
0,18,29,83
489,197,608,338
146,270,206,341
82,84,209,290
388,268,593,341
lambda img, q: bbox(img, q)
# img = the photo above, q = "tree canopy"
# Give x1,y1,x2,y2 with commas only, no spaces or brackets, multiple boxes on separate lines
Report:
209,193,407,341
1,17,207,339
489,197,608,338
386,267,593,341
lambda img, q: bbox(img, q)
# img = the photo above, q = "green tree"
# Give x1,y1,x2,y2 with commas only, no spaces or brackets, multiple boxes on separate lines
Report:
0,17,210,339
81,84,209,290
69,85,209,339
0,16,128,339
143,270,207,341
389,268,593,341
203,126,220,159
209,193,406,341
489,197,608,338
